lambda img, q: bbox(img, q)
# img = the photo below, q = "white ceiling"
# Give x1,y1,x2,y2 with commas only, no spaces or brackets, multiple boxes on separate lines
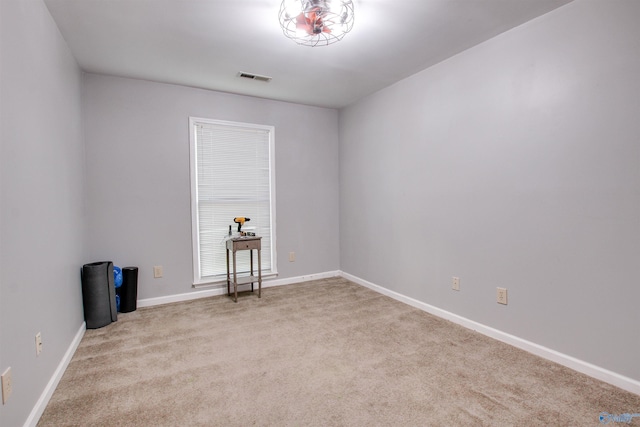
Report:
44,0,572,109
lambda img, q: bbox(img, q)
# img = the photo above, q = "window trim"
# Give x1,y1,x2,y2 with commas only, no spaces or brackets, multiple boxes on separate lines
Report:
189,116,277,286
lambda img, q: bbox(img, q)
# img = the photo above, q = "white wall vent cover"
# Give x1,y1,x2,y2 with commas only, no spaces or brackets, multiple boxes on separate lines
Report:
237,72,272,82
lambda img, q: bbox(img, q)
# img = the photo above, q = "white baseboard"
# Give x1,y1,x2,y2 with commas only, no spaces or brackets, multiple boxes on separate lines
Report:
340,271,640,396
138,270,341,308
25,322,86,427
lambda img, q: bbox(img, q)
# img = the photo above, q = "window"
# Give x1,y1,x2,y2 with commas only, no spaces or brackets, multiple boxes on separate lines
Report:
189,117,276,285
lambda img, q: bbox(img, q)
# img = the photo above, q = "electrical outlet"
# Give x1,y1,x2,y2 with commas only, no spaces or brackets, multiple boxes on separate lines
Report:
452,276,460,291
289,252,295,262
497,287,508,305
35,332,43,356
2,367,12,404
153,265,163,278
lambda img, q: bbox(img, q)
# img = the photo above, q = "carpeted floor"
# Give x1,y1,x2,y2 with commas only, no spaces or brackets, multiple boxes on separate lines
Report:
38,277,640,426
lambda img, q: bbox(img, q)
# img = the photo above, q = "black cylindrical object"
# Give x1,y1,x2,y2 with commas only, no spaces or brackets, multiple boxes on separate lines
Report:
120,266,138,313
81,261,117,329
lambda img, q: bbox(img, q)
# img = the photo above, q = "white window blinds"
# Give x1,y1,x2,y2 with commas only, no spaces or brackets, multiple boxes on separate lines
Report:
189,117,276,284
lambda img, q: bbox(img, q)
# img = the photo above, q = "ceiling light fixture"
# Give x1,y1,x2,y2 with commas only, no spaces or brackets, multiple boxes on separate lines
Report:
278,0,354,47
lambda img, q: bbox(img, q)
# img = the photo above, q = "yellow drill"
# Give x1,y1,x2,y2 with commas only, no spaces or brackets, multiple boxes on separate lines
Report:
233,217,250,233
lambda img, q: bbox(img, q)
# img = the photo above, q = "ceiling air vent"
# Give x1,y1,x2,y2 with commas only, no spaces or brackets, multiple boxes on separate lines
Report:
237,72,272,83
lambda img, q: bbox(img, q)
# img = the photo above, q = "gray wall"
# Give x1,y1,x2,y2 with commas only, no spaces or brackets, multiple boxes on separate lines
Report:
83,74,340,300
2,0,639,425
0,0,86,425
339,0,640,381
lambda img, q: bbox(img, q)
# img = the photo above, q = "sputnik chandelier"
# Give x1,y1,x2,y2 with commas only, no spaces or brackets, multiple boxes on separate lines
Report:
278,0,355,47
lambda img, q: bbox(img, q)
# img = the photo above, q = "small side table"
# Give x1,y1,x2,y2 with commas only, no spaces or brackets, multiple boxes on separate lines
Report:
226,237,262,303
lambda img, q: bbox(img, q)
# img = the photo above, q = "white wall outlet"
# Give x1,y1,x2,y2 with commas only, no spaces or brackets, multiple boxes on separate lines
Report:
35,332,43,356
289,252,295,262
2,367,12,404
452,276,460,291
153,265,163,278
497,287,508,305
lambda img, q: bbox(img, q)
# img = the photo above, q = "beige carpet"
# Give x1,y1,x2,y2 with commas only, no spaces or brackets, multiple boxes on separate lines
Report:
38,277,640,426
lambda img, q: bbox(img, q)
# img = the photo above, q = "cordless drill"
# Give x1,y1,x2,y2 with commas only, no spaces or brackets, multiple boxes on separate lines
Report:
233,217,250,233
